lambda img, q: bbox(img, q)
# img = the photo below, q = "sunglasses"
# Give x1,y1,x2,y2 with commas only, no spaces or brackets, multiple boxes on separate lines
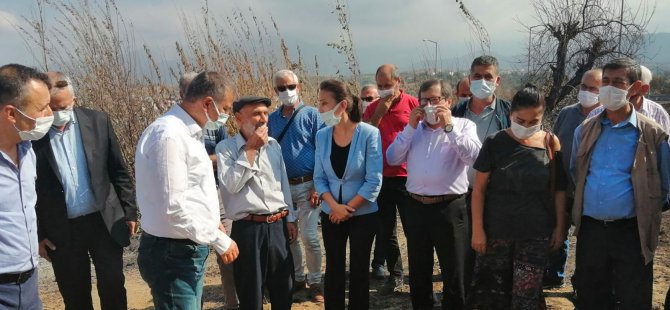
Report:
276,84,297,92
361,96,378,102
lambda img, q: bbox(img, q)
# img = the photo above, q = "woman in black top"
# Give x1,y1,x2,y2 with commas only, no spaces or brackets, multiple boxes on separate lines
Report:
468,84,568,309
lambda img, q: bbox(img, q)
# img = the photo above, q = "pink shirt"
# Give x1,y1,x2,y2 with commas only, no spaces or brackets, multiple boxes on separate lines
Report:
363,91,419,177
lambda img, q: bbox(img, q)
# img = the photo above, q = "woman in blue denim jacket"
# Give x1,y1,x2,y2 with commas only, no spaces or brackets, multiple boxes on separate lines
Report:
314,79,383,310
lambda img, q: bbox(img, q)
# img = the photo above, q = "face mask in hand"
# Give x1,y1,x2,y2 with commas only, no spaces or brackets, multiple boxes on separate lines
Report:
598,85,630,111
320,103,342,127
14,108,54,141
510,120,541,140
470,79,496,99
423,106,438,125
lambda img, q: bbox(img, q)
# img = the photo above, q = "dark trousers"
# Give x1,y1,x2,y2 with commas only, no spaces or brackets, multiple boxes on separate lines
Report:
48,212,126,310
322,212,378,310
371,177,407,277
231,219,293,310
405,196,469,310
575,216,653,310
0,269,41,310
138,233,209,310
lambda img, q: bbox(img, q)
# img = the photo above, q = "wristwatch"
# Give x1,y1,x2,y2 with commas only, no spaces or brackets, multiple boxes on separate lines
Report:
443,123,453,133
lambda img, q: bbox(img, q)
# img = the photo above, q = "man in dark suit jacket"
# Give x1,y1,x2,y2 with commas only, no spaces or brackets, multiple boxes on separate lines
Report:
34,72,137,310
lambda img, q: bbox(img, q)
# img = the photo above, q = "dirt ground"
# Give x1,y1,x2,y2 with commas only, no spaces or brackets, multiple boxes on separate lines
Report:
38,213,670,309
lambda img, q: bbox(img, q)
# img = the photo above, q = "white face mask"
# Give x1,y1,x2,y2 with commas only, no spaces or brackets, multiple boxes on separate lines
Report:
510,120,541,140
577,90,599,108
52,109,73,126
205,103,228,130
361,100,372,112
423,105,438,125
458,97,471,103
378,88,394,99
320,102,341,127
599,85,630,111
14,108,54,141
470,79,496,99
278,89,299,106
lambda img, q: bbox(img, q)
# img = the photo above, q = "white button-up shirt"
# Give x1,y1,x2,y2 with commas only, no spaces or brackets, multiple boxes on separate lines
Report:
386,118,481,195
135,105,231,254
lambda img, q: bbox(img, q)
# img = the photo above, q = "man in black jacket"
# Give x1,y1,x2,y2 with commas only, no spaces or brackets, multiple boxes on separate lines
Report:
34,72,137,310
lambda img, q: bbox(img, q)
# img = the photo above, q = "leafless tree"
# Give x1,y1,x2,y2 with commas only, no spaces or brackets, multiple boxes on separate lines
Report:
524,0,654,112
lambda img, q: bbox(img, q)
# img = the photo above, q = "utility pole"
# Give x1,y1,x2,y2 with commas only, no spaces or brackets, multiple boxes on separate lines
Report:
423,39,438,76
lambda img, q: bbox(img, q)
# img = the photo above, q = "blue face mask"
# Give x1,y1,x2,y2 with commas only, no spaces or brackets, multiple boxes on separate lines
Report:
205,102,229,130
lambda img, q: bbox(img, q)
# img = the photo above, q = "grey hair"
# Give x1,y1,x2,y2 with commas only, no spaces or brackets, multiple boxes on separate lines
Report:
470,55,499,73
179,72,198,98
360,84,377,93
273,70,299,86
640,65,652,85
603,58,641,84
48,72,75,96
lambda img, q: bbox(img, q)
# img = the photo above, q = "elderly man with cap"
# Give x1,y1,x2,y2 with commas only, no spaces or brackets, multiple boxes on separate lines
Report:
216,95,298,310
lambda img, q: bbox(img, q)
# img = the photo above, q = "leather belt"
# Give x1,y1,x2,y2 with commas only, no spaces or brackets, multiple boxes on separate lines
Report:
582,216,637,228
289,175,313,185
242,209,289,223
409,193,463,205
0,268,34,284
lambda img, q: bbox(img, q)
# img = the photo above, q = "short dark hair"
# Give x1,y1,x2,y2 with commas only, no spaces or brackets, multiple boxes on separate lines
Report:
417,79,452,101
603,58,641,85
511,83,545,112
183,71,233,103
319,79,361,122
0,64,50,109
470,55,499,73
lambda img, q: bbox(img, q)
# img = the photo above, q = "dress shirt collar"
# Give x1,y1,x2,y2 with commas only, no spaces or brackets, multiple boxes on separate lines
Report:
171,104,203,139
279,102,304,118
601,105,638,129
234,133,247,151
467,96,497,112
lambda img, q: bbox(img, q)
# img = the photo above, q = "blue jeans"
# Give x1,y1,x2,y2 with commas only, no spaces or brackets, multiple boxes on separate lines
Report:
138,233,209,310
0,269,42,310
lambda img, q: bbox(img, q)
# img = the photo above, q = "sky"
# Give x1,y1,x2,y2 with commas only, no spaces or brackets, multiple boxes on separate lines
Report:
1,0,669,75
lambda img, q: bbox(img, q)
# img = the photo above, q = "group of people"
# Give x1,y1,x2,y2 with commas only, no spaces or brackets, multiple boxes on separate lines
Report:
0,54,668,310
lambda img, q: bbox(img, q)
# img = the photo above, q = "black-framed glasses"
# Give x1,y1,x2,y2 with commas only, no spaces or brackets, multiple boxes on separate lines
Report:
419,96,444,105
361,96,378,102
276,84,297,92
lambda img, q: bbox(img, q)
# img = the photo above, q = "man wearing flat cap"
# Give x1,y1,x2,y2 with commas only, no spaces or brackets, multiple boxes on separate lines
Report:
216,95,298,310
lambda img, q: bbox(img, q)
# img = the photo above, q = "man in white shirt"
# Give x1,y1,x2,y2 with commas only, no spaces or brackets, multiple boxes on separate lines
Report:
386,79,481,309
135,71,239,309
216,96,298,310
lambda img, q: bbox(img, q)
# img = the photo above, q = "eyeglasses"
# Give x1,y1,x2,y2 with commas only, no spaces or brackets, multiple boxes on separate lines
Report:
419,96,444,105
361,96,378,102
276,84,297,92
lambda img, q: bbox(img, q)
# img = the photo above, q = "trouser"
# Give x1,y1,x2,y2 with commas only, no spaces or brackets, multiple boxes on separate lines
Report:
405,195,468,310
216,218,239,308
575,216,653,310
288,180,323,285
48,212,126,310
138,233,209,310
544,196,573,285
467,238,549,310
0,270,42,310
321,212,378,310
231,218,293,310
371,176,407,277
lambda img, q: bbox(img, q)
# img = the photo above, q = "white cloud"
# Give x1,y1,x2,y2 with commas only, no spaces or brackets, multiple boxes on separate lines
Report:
0,10,19,32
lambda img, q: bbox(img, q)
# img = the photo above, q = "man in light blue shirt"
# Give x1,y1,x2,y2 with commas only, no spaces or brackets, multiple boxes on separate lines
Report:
267,69,324,301
570,58,670,309
0,63,53,310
